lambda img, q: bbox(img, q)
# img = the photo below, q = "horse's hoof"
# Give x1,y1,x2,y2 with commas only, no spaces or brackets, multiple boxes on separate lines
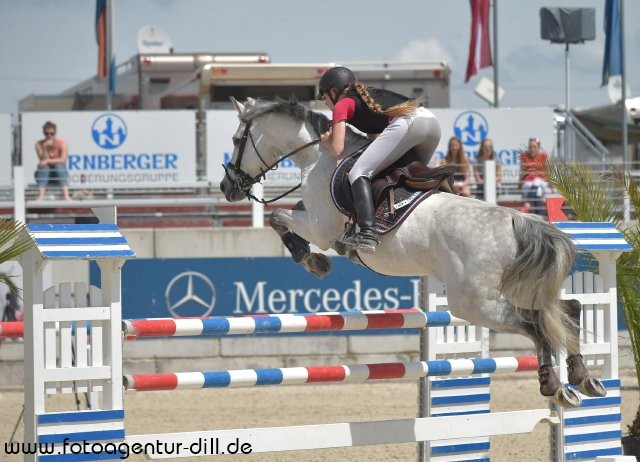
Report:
544,386,582,408
301,253,332,279
574,376,607,397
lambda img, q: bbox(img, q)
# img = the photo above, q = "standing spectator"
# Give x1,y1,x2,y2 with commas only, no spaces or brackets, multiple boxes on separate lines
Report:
35,121,71,201
439,136,471,197
473,138,502,200
519,137,550,216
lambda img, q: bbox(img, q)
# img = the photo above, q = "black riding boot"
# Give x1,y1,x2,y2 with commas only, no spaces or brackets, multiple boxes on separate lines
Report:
342,177,379,253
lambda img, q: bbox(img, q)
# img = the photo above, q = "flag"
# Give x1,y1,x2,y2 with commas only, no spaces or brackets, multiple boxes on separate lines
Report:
601,0,622,86
95,0,116,95
465,0,493,83
95,0,107,79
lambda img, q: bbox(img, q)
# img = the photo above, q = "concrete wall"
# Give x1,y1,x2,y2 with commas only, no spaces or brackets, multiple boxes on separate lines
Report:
122,227,290,259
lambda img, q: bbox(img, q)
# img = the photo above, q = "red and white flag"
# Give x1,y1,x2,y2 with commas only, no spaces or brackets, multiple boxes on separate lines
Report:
465,0,493,83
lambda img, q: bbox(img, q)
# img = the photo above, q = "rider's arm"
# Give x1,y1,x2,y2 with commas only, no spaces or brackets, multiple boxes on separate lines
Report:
321,121,346,158
320,98,354,158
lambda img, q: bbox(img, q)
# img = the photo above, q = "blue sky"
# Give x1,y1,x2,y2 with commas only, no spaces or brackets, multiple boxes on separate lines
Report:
0,0,638,115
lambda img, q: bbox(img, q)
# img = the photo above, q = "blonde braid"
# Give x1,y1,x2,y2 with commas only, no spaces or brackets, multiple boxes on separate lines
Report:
354,82,421,118
354,82,384,113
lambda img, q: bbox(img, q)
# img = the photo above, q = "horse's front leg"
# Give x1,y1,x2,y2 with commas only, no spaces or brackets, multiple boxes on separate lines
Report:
564,299,607,397
270,202,332,279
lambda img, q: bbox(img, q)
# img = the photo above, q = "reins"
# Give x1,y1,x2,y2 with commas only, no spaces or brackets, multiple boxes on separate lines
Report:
223,119,320,204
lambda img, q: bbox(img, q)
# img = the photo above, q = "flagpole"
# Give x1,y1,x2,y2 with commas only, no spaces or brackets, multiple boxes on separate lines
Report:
106,0,113,110
620,0,627,167
620,0,630,221
492,0,498,107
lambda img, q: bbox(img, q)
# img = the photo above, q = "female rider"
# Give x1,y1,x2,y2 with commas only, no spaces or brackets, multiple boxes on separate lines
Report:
318,66,441,253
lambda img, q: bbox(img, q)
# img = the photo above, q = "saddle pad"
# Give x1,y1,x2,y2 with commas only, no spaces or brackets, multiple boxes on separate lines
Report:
330,150,435,235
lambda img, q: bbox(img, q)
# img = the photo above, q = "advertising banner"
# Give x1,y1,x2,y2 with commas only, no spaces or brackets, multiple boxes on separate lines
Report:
433,107,555,184
108,257,420,333
21,111,197,189
206,109,320,187
206,107,555,186
0,113,11,187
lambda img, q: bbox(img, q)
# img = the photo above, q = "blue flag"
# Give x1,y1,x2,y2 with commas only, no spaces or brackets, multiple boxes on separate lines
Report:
601,0,622,86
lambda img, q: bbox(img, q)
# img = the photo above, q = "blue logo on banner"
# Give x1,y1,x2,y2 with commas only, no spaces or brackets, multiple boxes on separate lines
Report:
92,113,127,149
453,111,489,148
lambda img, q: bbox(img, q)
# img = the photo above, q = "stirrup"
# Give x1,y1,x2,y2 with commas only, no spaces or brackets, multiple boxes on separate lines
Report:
356,235,378,254
334,224,356,255
345,229,378,254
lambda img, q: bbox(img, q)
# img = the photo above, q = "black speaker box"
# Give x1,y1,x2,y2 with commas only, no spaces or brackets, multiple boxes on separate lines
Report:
540,7,596,43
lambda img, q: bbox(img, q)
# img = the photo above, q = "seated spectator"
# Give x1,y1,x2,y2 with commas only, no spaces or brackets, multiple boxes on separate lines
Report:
35,121,71,201
438,136,471,197
473,138,502,200
519,137,550,217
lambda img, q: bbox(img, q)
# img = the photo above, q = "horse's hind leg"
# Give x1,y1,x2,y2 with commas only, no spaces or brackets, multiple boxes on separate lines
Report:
518,310,582,407
564,299,607,397
453,297,581,407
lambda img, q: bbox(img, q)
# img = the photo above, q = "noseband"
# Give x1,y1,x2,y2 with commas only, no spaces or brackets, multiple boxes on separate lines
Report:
222,120,319,204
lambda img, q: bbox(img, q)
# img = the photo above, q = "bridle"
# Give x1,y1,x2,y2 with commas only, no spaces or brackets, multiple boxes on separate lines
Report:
222,120,319,204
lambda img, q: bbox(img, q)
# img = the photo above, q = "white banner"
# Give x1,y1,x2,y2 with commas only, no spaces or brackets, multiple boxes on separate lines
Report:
206,110,240,187
21,111,197,189
206,107,555,187
432,107,555,184
206,109,311,187
0,113,11,187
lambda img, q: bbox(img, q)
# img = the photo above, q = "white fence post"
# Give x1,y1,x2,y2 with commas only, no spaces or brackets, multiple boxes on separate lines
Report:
13,165,25,223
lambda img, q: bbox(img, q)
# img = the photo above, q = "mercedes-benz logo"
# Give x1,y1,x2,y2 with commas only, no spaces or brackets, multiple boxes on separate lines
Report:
165,271,216,317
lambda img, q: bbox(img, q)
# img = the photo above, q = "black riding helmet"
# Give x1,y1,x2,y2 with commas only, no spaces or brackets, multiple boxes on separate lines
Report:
317,66,356,104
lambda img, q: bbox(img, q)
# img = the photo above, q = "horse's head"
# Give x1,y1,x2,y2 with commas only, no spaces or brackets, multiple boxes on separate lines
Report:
220,96,328,202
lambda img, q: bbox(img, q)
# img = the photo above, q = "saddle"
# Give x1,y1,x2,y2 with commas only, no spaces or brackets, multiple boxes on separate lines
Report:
330,146,457,236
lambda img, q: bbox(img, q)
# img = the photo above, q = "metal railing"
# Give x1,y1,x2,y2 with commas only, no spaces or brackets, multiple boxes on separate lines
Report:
555,110,610,163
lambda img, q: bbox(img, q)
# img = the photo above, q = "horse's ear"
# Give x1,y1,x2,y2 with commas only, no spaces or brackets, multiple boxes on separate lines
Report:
230,96,245,116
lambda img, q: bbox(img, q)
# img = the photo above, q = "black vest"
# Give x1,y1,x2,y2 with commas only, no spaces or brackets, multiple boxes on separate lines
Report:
346,87,411,134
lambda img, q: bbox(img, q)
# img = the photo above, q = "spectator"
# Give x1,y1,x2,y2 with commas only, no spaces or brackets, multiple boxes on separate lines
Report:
473,138,502,200
35,121,71,200
439,136,471,197
519,137,550,217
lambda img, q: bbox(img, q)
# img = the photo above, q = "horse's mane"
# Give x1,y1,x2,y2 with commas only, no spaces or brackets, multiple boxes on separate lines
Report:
241,96,366,142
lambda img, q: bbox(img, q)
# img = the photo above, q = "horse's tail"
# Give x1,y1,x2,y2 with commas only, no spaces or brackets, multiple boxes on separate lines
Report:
500,213,578,352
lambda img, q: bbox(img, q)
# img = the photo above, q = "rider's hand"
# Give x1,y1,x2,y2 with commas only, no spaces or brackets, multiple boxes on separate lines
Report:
320,127,332,148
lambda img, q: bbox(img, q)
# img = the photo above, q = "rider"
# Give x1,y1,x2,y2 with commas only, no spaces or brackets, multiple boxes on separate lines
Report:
318,66,441,253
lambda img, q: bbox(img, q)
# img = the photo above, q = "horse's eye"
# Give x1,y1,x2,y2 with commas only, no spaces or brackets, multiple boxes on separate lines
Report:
232,137,240,146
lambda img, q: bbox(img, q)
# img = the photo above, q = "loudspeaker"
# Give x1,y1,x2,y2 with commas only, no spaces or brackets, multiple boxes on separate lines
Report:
540,7,595,44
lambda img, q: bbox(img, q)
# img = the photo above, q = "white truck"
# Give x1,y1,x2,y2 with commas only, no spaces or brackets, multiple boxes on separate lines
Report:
196,60,450,110
18,55,451,112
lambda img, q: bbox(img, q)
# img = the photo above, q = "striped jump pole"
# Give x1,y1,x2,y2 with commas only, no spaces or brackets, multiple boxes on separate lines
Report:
123,356,539,391
0,321,24,338
122,309,468,339
0,309,469,340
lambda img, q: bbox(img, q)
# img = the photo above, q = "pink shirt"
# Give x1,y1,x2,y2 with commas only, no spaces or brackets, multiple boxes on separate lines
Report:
332,97,356,124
